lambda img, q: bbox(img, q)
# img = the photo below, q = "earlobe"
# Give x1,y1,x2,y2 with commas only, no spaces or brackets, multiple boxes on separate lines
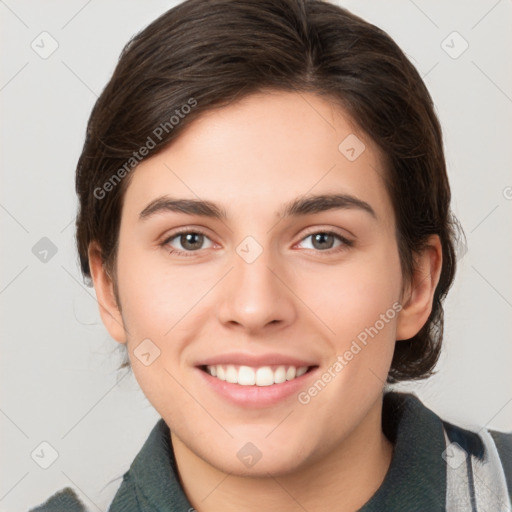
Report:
88,242,127,344
396,235,443,341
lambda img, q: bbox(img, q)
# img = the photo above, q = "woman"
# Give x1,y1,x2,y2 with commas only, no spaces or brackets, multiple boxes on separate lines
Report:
32,0,511,510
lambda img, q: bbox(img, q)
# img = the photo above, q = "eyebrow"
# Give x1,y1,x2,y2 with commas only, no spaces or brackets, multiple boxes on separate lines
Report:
139,193,377,221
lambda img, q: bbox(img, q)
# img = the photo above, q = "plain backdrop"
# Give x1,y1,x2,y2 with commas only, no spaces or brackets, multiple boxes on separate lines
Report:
1,1,511,510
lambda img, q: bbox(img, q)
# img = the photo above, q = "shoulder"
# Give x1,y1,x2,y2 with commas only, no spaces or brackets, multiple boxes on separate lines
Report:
28,487,87,512
489,428,512,466
441,417,512,506
442,418,512,470
29,418,169,512
381,391,512,509
489,428,512,497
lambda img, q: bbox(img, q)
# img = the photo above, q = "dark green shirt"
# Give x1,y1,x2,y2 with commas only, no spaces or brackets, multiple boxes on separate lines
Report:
30,392,512,511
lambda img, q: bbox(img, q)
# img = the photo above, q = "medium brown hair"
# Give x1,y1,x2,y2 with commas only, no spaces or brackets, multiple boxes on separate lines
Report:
75,0,462,382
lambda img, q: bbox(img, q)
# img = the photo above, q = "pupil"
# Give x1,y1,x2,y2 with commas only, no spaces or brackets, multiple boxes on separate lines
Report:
181,233,203,250
313,233,333,250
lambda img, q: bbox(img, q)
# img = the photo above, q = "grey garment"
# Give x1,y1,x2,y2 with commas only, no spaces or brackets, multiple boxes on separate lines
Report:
443,424,512,511
29,487,86,512
492,428,512,491
29,392,512,512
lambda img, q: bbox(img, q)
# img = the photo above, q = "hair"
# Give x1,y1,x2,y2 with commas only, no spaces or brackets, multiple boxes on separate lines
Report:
75,0,462,382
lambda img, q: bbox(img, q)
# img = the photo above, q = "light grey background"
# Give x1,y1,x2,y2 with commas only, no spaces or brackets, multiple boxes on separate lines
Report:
1,1,511,510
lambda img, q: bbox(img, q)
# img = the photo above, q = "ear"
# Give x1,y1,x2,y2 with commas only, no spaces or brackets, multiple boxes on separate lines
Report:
396,235,443,341
88,242,127,344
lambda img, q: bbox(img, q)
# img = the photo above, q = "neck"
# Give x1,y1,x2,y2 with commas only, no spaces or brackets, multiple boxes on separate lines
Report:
172,396,393,512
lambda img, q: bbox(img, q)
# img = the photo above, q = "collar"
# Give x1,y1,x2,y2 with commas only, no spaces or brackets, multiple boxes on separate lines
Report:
359,391,446,511
110,392,448,511
123,415,193,511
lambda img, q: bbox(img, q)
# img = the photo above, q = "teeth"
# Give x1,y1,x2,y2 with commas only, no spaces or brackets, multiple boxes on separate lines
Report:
238,365,256,385
286,366,296,381
274,366,287,384
205,364,309,386
296,366,308,377
226,365,238,383
256,367,274,386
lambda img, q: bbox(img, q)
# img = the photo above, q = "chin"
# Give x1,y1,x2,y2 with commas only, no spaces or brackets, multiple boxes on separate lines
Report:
211,450,309,478
194,431,317,477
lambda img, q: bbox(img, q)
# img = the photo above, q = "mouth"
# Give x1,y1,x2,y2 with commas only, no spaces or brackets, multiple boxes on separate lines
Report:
195,357,319,407
200,364,315,386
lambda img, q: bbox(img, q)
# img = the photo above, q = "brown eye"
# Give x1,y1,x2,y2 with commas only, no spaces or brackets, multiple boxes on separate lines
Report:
311,232,336,250
298,231,352,252
179,232,204,251
164,230,214,255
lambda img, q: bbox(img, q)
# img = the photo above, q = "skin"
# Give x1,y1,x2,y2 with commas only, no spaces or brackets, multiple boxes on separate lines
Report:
89,91,442,511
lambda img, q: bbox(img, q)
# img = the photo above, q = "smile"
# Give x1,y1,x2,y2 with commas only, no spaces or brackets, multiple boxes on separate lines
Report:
204,364,310,386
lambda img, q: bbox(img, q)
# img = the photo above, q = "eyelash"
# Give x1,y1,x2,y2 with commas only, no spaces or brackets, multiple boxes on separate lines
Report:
161,228,354,258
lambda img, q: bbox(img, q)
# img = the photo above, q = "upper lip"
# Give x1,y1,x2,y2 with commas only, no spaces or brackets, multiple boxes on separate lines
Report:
195,352,317,368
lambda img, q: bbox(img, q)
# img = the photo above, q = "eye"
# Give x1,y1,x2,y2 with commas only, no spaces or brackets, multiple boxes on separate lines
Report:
161,228,353,257
297,231,353,252
163,230,214,256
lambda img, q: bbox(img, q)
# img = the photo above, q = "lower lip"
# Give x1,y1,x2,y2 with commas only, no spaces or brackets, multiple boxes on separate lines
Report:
196,367,318,408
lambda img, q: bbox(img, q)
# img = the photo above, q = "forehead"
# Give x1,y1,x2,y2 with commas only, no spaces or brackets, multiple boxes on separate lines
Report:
122,91,394,228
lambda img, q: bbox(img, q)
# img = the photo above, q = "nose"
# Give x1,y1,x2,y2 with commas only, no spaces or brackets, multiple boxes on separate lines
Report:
216,246,297,334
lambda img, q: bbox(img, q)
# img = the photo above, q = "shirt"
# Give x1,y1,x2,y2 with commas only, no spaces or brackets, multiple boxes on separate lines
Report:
30,391,512,511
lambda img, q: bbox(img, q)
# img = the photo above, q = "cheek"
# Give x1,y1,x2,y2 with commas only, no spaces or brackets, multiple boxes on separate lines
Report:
292,253,402,428
296,248,402,397
299,249,402,342
114,248,208,415
116,245,208,336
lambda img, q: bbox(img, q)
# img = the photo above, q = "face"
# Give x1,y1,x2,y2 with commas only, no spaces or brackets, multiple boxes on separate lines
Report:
100,91,407,475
